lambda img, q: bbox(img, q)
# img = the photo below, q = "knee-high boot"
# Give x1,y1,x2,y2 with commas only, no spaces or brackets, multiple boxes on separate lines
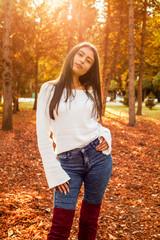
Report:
78,200,101,240
47,207,75,240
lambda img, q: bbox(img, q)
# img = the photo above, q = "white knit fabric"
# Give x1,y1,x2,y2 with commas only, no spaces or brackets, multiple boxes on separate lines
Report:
36,82,112,189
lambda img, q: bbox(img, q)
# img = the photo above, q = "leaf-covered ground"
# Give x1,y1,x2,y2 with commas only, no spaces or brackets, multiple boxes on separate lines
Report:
0,110,159,239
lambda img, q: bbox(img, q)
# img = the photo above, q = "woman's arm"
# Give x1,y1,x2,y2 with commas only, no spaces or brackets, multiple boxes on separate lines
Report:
36,83,70,189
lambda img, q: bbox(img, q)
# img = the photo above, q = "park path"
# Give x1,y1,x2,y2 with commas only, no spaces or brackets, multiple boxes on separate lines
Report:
0,110,159,239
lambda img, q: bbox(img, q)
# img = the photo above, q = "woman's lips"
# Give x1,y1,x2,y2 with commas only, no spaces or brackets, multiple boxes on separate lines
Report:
75,63,82,69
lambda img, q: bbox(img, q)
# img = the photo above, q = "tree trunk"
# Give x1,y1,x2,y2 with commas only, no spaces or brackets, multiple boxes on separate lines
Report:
101,0,111,115
102,16,123,116
143,88,147,100
136,0,147,115
13,94,19,114
128,0,136,126
2,0,13,131
33,53,38,110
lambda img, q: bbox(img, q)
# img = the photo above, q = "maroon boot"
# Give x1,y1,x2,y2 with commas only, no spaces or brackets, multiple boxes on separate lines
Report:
78,200,101,240
47,207,75,240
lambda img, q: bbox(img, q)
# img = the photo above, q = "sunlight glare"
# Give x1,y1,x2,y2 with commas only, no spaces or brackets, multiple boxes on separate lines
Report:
95,0,106,22
34,0,44,5
34,0,65,9
95,0,105,14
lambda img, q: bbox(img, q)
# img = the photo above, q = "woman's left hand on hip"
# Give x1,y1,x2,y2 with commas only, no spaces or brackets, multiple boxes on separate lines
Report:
96,136,109,151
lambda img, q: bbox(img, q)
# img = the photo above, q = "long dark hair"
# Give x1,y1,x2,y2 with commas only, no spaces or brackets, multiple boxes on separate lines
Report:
49,42,102,120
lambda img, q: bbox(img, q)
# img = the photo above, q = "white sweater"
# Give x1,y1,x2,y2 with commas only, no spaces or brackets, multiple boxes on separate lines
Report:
36,82,112,189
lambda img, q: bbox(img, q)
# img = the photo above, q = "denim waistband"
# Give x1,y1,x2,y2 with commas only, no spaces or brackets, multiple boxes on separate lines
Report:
57,137,99,158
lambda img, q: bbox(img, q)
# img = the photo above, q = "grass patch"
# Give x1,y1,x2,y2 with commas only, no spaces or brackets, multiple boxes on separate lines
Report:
0,102,34,112
19,102,34,109
106,103,160,121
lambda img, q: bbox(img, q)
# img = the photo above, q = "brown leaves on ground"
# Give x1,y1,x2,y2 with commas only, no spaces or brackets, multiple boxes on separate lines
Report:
0,110,159,239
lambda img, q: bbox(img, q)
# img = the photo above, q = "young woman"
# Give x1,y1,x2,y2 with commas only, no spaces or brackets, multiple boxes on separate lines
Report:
36,42,113,240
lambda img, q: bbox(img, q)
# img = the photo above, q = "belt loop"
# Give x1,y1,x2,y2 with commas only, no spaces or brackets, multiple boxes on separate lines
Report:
90,141,94,148
67,151,71,158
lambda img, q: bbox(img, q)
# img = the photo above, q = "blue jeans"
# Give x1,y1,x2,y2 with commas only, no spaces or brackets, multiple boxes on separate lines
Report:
54,138,113,210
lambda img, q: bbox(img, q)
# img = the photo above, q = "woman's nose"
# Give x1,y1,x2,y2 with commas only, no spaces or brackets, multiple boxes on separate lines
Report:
80,56,85,63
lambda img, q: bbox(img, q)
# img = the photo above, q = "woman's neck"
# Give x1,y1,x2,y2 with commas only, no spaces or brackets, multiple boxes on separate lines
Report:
72,74,81,88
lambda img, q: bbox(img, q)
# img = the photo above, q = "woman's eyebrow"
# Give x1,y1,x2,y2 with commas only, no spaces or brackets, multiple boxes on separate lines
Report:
79,50,94,62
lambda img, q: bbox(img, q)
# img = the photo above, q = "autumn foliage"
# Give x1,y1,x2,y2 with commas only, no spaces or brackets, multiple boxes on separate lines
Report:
0,110,159,239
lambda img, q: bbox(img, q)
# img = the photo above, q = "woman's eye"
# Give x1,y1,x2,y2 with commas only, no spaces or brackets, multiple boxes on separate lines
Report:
78,52,83,57
87,59,91,64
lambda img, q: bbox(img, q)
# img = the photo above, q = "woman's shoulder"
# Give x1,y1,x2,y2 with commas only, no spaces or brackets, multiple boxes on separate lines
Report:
40,79,59,92
45,79,59,86
38,80,58,97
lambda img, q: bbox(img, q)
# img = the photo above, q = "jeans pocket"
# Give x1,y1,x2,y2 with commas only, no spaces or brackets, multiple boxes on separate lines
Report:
90,138,100,150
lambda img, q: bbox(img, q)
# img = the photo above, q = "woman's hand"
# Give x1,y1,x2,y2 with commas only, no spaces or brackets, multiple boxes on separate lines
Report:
54,181,70,195
96,136,109,151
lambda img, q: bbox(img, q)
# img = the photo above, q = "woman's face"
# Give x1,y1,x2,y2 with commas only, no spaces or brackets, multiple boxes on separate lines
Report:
72,47,95,77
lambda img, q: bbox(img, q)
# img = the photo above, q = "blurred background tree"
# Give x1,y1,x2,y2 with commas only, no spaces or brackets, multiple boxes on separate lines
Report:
2,0,13,130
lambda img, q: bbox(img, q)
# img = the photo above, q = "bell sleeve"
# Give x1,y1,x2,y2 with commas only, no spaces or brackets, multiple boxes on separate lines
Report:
36,83,71,189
